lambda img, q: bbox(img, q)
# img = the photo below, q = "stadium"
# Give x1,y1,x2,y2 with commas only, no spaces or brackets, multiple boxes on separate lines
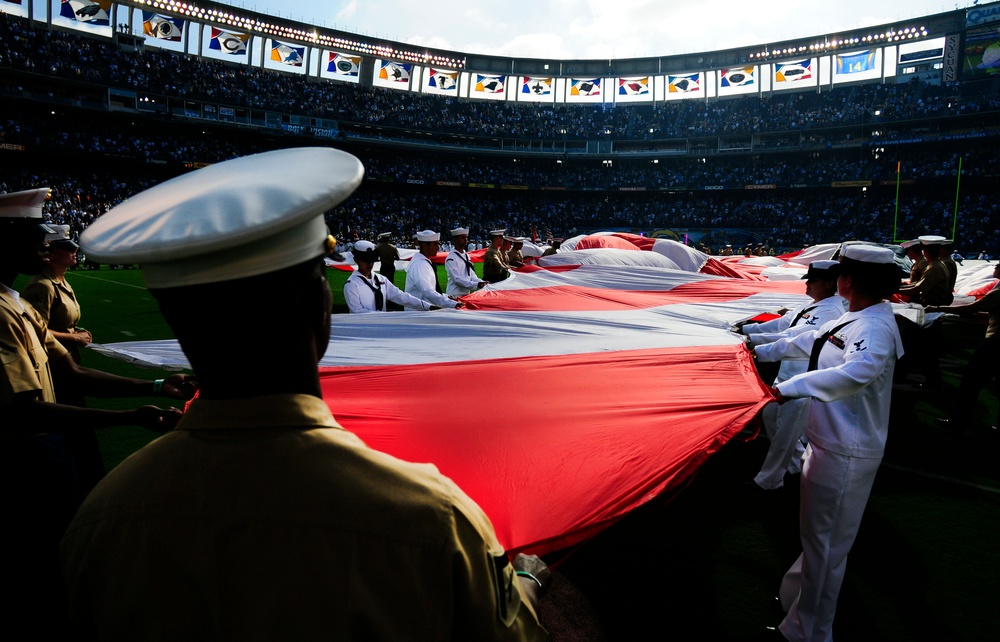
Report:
2,0,999,640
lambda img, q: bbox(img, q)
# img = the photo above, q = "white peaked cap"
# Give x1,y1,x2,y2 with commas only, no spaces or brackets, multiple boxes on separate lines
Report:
841,245,895,264
80,148,364,288
0,188,50,219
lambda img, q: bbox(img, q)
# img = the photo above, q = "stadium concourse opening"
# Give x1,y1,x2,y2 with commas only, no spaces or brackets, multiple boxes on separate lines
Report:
2,0,999,639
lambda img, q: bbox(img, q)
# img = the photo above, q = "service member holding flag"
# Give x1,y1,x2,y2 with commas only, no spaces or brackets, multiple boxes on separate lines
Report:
405,229,461,310
345,240,441,312
61,148,546,640
446,226,488,297
756,245,903,642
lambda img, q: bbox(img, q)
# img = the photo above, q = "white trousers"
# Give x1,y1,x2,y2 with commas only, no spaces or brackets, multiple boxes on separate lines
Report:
778,444,881,642
754,398,808,489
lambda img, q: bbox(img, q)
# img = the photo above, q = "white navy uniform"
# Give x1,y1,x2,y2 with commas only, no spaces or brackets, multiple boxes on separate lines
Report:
746,295,848,489
405,253,458,310
755,301,903,642
344,271,432,313
445,250,482,297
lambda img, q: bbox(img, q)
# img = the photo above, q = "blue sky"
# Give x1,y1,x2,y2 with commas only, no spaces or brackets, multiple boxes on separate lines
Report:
218,0,972,59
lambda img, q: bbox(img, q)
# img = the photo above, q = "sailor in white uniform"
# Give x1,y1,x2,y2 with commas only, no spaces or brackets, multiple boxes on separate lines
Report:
344,241,439,313
741,260,848,490
404,230,460,310
755,245,904,642
445,227,487,297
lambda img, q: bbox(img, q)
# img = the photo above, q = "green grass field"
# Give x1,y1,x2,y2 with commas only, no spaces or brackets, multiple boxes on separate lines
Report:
16,265,1000,640
11,264,440,467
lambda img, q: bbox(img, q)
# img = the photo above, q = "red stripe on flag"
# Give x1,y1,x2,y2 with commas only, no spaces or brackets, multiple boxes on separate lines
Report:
320,344,770,554
464,279,806,311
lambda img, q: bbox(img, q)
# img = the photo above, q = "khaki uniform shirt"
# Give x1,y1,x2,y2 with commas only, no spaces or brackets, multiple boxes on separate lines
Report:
904,260,952,306
22,270,82,360
909,257,927,283
62,394,546,641
941,255,958,291
376,241,400,281
22,270,82,333
1,286,67,411
483,247,510,283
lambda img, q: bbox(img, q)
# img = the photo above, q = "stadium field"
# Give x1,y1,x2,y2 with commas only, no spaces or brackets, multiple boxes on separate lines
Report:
16,265,1000,640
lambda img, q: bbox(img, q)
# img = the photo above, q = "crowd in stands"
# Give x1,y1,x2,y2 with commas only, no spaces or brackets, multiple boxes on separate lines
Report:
2,13,998,256
2,14,1000,144
5,166,994,258
4,107,997,191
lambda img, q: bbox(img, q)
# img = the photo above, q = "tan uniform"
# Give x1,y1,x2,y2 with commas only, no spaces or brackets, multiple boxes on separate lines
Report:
2,286,74,632
909,257,927,283
0,287,66,410
903,260,952,306
22,270,83,362
62,394,546,641
376,241,400,282
22,271,101,485
507,249,524,267
483,247,510,283
941,255,958,291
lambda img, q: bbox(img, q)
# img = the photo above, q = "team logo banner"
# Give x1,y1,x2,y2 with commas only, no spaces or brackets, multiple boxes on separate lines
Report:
142,13,185,41
775,59,812,82
209,28,249,56
427,69,458,91
618,77,649,95
522,77,552,95
720,67,755,87
379,60,412,83
60,0,111,26
328,52,360,77
570,78,601,96
668,74,700,93
475,74,505,94
270,40,305,66
835,50,876,75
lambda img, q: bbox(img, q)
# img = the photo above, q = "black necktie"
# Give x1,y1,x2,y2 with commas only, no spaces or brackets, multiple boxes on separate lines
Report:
808,320,855,372
428,258,441,293
790,304,818,328
359,274,385,311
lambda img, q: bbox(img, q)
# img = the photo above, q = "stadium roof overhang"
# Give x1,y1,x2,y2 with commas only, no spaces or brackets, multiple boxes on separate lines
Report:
124,1,968,77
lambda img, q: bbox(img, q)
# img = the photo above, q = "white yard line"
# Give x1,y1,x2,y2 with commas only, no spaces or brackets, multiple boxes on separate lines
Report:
69,273,147,290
